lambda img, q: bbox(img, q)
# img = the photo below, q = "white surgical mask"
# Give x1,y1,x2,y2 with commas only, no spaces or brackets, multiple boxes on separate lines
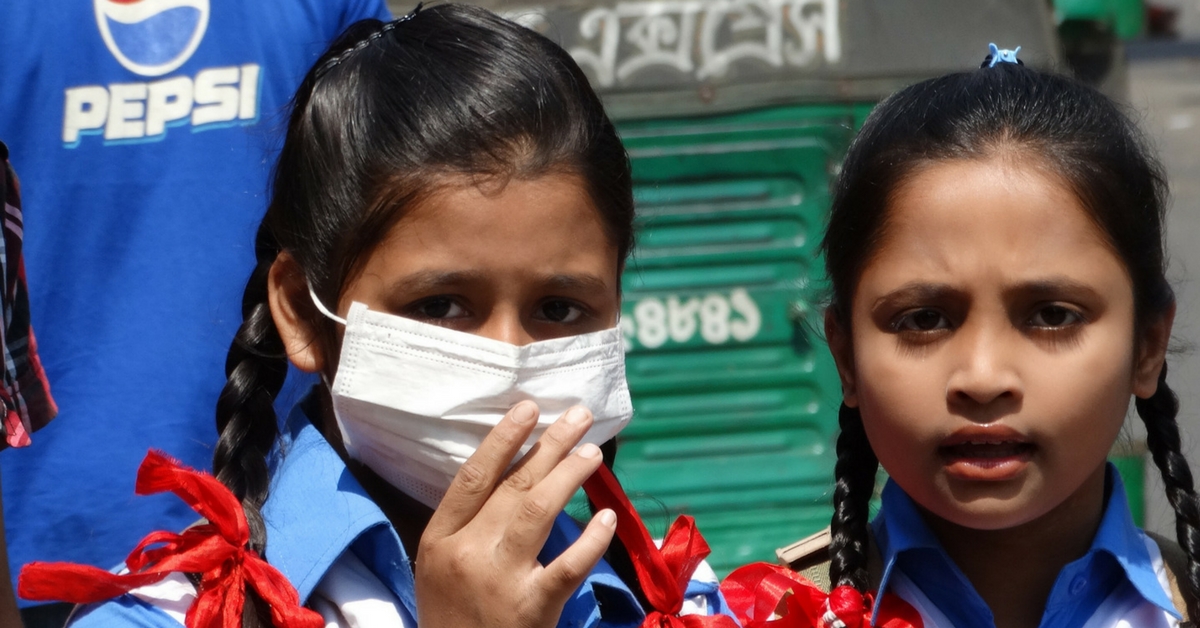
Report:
309,288,633,508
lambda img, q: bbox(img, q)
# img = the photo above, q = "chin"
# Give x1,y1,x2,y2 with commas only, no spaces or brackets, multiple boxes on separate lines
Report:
924,491,1054,532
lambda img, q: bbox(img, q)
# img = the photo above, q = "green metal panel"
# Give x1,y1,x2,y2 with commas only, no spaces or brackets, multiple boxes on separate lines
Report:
604,104,859,575
1055,0,1145,39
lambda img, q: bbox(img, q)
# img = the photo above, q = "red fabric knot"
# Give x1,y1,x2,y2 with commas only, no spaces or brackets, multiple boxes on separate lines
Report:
18,450,323,628
720,562,924,628
829,586,869,628
582,464,739,628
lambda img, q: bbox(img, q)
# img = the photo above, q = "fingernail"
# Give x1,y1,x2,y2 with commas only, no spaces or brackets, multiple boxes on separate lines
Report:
597,509,616,527
565,407,591,425
512,402,536,425
578,443,601,459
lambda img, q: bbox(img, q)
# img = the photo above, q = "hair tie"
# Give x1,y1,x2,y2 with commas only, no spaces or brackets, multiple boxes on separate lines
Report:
981,42,1022,68
314,3,424,79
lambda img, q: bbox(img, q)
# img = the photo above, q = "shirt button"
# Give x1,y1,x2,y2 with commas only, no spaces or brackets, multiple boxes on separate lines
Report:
1068,575,1087,595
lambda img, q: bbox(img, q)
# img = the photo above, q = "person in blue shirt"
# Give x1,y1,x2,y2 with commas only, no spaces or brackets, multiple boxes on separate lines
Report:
744,48,1199,627
0,1,391,624
29,5,731,626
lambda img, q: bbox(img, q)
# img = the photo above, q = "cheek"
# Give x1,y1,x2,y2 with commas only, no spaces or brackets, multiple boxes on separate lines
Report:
1024,338,1133,464
850,340,945,478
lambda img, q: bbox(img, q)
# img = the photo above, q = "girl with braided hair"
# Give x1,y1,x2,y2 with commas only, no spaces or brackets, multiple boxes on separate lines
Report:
725,47,1196,628
18,4,735,627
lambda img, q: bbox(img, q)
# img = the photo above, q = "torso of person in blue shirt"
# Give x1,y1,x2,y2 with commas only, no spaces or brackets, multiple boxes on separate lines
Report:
66,394,733,628
870,465,1180,628
0,0,392,601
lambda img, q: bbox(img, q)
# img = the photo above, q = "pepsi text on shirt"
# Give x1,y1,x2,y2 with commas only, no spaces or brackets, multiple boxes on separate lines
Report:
63,0,260,146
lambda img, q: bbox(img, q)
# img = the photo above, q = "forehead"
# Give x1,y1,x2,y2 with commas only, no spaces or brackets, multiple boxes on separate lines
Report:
859,158,1131,295
360,173,617,282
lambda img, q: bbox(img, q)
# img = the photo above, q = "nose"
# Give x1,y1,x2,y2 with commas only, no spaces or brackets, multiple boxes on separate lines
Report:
475,308,536,346
945,319,1023,411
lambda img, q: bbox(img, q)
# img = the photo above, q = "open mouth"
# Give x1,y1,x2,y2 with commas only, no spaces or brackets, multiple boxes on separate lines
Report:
939,441,1036,463
938,434,1036,480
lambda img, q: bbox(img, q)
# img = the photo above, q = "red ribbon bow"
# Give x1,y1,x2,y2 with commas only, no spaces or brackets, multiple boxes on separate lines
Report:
18,450,323,628
582,464,739,628
720,562,923,628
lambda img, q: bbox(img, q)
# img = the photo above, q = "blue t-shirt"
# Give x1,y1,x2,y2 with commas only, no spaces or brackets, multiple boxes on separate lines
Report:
67,399,733,627
0,0,391,598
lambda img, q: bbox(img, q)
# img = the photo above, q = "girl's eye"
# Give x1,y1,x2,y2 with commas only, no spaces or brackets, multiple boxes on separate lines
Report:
537,300,584,324
893,308,951,332
1028,305,1083,328
411,297,466,320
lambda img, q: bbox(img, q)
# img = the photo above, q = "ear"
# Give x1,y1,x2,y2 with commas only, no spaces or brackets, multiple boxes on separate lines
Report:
825,309,859,408
1133,302,1176,399
267,252,327,374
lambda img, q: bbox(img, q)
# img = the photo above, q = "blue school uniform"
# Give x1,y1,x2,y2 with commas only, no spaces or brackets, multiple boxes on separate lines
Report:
66,397,732,627
871,467,1181,628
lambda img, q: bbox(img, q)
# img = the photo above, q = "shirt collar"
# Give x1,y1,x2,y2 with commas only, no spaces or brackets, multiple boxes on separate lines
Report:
260,396,411,609
1087,465,1179,618
871,477,991,626
870,464,1179,625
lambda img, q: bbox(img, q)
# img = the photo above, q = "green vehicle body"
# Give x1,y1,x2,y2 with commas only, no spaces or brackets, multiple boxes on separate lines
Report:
1055,0,1145,39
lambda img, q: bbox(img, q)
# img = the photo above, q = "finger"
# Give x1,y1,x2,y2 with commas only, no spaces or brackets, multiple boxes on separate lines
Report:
539,507,617,607
501,442,606,557
493,406,593,503
425,401,540,539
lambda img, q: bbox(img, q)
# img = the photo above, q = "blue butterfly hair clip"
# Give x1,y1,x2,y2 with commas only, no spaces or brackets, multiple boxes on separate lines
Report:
982,43,1022,68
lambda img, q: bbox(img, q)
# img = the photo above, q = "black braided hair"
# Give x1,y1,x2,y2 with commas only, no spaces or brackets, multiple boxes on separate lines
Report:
1137,364,1200,620
820,53,1187,611
828,403,878,591
210,225,287,627
212,224,287,555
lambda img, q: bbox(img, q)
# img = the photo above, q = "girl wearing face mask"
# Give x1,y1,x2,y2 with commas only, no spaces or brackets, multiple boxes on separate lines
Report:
722,49,1195,628
18,5,735,627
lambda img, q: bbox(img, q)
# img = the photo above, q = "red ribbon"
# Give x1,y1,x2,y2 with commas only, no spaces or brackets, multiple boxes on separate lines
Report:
582,464,740,628
720,562,923,628
19,450,323,628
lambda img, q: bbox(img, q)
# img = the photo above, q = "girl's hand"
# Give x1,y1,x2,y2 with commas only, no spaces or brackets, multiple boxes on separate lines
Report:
415,401,617,628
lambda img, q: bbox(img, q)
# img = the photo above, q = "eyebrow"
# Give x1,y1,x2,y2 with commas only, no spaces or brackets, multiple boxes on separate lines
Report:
871,282,965,313
387,270,612,294
871,277,1104,313
1002,277,1103,303
539,273,612,294
387,270,489,294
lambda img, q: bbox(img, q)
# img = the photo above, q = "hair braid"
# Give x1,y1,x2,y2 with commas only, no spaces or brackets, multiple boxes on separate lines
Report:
829,403,879,592
1136,363,1200,620
212,225,288,556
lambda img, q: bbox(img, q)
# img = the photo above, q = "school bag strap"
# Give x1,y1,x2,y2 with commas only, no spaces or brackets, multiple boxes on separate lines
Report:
776,527,884,593
1148,531,1196,625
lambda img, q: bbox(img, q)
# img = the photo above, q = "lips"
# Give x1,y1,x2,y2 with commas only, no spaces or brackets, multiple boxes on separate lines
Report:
938,427,1035,481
